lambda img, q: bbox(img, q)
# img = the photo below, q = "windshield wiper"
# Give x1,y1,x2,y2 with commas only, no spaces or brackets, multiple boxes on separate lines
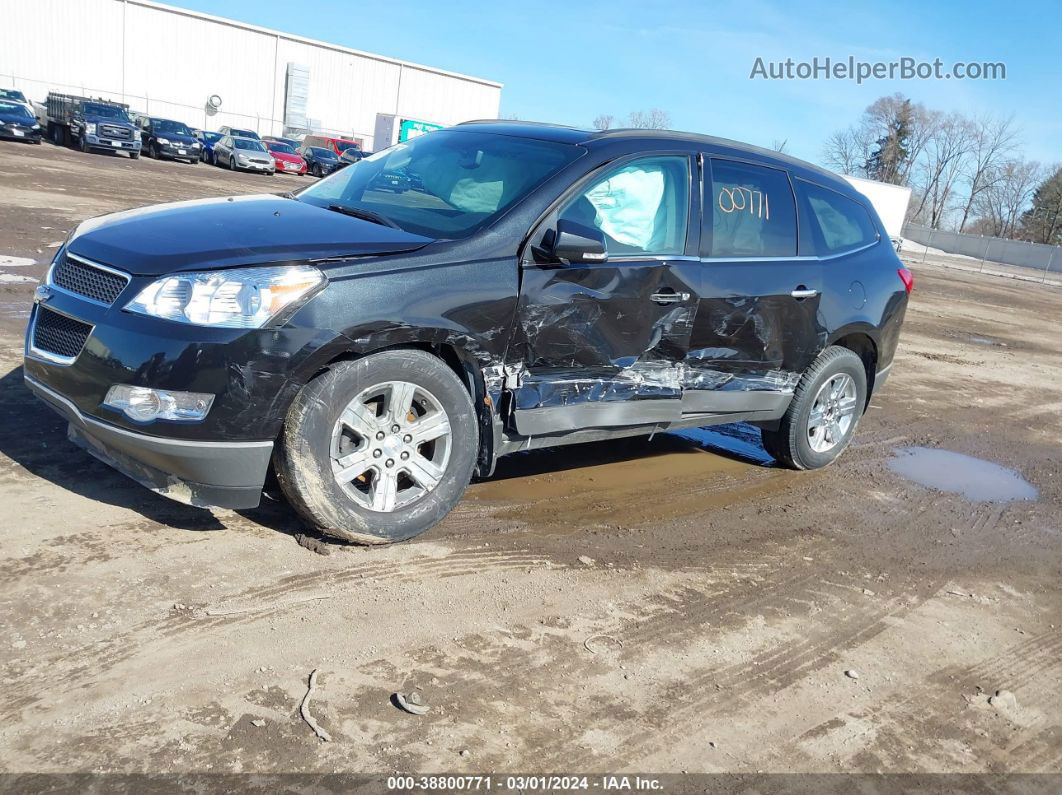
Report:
327,204,401,229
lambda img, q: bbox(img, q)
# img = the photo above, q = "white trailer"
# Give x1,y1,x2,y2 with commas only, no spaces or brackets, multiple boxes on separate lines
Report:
841,175,912,242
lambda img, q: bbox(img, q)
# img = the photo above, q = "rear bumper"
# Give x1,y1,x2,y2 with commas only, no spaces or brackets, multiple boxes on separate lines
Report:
25,373,272,509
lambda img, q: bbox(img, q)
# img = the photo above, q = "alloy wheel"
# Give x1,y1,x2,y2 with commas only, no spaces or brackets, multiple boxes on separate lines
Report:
806,373,858,453
330,381,452,513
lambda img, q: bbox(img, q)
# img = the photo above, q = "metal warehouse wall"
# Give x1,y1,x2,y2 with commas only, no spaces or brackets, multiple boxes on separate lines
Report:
0,0,502,149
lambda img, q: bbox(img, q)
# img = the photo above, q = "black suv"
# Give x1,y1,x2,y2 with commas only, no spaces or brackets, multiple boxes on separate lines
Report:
23,122,909,544
139,117,201,163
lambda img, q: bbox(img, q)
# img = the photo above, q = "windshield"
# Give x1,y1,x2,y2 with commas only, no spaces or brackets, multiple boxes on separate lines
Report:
0,101,33,119
234,138,266,151
230,129,258,138
155,119,193,135
310,147,337,159
297,130,583,239
267,142,297,155
334,140,360,153
0,89,27,103
200,131,222,143
83,103,129,122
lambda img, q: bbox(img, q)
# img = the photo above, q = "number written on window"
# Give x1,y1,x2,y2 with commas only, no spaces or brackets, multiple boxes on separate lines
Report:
710,160,796,258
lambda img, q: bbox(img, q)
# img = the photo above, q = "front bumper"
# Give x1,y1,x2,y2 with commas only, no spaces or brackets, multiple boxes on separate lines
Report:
0,124,42,141
25,374,272,509
85,134,141,152
159,141,199,160
237,159,274,172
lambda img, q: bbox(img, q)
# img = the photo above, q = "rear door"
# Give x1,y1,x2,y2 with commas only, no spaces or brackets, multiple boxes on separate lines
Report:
682,156,826,415
509,153,701,436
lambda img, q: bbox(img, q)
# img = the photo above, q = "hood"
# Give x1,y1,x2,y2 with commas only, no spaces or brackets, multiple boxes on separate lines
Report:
67,195,434,275
269,150,304,164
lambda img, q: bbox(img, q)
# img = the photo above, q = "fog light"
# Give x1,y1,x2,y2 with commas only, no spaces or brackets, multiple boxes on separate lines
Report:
104,385,214,422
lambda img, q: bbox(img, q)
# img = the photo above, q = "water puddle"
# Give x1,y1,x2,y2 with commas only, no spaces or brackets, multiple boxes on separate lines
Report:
968,335,1005,347
888,447,1037,502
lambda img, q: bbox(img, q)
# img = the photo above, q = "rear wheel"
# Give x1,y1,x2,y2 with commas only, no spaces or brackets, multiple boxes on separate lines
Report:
276,351,478,544
761,346,867,470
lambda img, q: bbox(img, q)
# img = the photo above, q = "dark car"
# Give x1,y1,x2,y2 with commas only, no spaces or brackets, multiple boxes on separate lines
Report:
23,121,910,546
0,99,42,143
195,130,223,163
336,148,370,169
299,145,339,177
139,117,200,163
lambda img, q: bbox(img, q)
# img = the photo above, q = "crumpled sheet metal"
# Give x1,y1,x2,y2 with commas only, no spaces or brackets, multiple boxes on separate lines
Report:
503,360,799,411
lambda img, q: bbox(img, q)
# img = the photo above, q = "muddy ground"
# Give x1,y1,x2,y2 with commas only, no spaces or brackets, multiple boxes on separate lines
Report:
0,139,1060,777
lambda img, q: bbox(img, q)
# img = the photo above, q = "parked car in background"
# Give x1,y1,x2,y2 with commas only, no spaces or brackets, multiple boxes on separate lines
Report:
0,88,34,116
45,93,141,157
263,140,307,175
213,135,275,173
0,99,43,143
336,148,370,169
299,145,340,177
194,130,223,164
139,117,200,163
301,134,363,158
218,125,260,140
22,122,909,544
263,135,301,149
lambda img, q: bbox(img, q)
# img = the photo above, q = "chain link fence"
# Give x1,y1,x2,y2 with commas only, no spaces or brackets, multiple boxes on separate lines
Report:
902,222,1060,285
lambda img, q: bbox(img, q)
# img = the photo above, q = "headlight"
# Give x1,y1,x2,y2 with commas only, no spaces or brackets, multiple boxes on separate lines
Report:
85,122,97,135
104,385,214,422
134,130,142,141
157,137,171,145
32,123,40,130
124,265,324,328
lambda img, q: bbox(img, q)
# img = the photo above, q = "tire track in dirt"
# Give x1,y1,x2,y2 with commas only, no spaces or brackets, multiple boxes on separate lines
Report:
0,547,563,722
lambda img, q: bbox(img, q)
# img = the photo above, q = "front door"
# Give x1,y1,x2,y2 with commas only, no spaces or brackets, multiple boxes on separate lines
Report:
509,154,700,436
682,156,826,416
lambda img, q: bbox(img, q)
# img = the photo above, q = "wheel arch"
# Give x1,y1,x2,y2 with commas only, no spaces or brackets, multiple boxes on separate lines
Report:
827,327,879,406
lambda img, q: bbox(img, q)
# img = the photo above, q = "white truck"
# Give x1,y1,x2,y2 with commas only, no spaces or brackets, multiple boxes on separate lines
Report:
841,175,911,247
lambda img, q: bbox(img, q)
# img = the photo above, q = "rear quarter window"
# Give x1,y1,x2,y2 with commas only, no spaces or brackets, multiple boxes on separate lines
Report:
798,180,879,254
709,159,797,258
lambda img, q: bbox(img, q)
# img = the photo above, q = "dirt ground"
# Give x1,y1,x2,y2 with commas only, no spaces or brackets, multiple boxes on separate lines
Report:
1,139,1060,778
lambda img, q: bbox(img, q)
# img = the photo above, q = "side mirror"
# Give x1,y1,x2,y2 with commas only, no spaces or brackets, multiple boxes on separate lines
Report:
550,219,607,265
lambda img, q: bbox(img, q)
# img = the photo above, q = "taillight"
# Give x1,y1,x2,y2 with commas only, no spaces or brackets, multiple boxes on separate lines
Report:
898,267,914,294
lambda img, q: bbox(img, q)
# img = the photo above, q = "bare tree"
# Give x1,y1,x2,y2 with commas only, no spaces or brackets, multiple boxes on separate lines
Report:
910,112,973,229
971,158,1042,238
823,127,871,176
592,114,615,131
957,114,1019,232
627,109,672,129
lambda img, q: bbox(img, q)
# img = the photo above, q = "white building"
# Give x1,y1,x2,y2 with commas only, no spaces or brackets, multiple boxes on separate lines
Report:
0,0,502,150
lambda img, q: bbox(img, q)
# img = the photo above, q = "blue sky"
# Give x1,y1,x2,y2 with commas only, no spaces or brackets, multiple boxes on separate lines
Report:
176,0,1059,166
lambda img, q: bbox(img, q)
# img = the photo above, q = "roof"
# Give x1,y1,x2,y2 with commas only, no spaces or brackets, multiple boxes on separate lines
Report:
455,120,846,186
127,0,503,89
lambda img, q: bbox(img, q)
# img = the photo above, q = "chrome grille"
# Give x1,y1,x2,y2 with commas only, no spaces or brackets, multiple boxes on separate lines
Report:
32,307,92,361
100,124,132,140
51,254,129,305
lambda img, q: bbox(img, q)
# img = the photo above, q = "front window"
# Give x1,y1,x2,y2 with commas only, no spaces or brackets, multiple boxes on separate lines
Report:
200,131,222,144
0,89,27,103
334,140,360,153
234,139,266,151
297,130,583,239
0,101,33,120
310,147,337,160
267,142,297,155
83,104,129,123
155,119,193,136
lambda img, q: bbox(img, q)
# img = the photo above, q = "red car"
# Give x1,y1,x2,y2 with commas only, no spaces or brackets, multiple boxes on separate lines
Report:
264,141,307,175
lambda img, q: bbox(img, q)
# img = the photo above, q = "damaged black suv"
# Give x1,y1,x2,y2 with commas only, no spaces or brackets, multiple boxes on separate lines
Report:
24,121,910,543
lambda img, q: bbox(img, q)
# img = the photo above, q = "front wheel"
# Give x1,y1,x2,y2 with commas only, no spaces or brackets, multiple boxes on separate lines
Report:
761,346,867,470
276,351,479,544
228,154,236,170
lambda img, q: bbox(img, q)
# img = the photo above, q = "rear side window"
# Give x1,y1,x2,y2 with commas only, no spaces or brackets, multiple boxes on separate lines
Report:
557,155,690,256
709,159,797,258
798,180,878,254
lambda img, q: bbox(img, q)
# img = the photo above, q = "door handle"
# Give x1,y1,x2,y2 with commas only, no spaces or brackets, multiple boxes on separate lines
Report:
790,287,819,299
650,291,690,304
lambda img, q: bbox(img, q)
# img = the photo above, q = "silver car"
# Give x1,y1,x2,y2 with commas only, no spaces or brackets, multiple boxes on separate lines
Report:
213,135,275,174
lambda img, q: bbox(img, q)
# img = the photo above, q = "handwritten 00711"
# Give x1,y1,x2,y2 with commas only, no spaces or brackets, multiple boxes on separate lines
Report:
718,185,770,220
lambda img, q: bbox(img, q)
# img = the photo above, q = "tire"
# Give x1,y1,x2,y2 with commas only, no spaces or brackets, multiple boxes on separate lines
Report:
228,154,236,170
760,345,867,470
130,152,140,160
78,135,88,153
312,163,321,177
276,351,478,544
151,143,160,159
